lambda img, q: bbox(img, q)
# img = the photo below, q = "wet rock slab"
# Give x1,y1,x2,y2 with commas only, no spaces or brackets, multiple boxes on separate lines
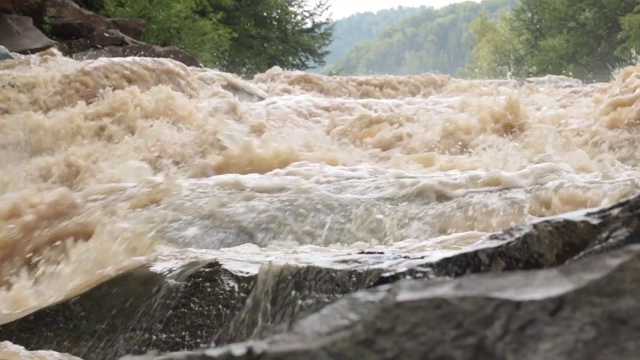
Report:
137,243,640,360
2,194,640,359
377,193,640,284
0,259,380,360
0,262,251,359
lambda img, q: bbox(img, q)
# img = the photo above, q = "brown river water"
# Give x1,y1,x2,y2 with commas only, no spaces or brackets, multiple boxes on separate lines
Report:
0,49,639,358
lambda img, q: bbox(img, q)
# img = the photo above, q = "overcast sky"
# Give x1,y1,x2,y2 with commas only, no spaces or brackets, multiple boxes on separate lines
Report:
327,0,479,20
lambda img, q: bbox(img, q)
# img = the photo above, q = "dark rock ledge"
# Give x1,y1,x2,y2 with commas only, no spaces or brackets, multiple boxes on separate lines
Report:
0,261,382,360
141,243,640,360
1,194,639,360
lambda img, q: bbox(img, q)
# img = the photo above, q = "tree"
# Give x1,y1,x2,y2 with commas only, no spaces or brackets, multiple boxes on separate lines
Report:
617,7,640,62
103,0,232,67
94,0,332,76
208,0,333,75
469,0,640,82
465,12,524,79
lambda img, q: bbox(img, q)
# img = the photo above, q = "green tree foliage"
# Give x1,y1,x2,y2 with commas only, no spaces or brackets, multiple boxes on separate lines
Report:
328,0,519,76
469,0,640,82
464,12,524,78
207,0,333,75
84,0,332,76
617,7,640,62
103,0,232,67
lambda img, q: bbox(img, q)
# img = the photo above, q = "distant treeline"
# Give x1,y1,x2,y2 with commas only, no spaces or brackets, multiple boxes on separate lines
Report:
327,0,640,82
71,0,640,82
327,0,519,77
311,6,426,74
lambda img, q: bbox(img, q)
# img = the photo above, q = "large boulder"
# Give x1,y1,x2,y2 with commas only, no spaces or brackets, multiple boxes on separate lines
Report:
2,194,640,359
375,193,640,284
0,257,381,360
0,13,55,53
135,243,640,360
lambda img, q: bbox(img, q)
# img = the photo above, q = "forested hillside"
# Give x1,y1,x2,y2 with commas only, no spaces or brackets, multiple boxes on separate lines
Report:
315,6,425,72
329,0,519,76
66,0,639,82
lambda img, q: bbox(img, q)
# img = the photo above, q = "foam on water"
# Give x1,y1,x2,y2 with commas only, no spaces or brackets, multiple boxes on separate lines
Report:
0,50,639,330
0,341,81,359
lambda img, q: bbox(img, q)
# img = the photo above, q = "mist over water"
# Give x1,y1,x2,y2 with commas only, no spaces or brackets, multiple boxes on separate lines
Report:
0,49,639,344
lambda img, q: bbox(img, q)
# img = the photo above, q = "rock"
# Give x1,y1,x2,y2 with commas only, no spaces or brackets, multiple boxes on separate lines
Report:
135,243,640,360
13,0,202,67
2,191,639,359
0,261,252,359
109,18,146,39
0,13,55,53
0,0,199,66
0,257,381,360
375,193,640,285
43,0,201,67
0,45,13,60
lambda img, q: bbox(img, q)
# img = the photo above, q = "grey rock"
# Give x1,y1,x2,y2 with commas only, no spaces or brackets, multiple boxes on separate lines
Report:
0,45,13,60
0,13,55,53
0,259,381,360
0,0,197,66
137,244,640,360
375,193,640,284
2,193,640,359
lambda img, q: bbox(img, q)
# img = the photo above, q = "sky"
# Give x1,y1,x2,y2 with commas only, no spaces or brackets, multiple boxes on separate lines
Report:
327,0,480,20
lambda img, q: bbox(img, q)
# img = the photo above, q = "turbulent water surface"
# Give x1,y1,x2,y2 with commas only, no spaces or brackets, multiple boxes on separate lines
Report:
1,49,640,357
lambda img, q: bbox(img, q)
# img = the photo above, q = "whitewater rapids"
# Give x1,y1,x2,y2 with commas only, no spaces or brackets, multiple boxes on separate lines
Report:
0,48,639,350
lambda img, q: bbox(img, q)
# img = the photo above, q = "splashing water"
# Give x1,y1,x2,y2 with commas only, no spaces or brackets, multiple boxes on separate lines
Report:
1,49,639,327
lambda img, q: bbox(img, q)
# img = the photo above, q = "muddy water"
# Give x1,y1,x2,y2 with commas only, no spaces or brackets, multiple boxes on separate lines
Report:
0,49,639,353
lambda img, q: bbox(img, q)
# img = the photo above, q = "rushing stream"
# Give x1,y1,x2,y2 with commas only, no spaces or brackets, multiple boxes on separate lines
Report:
1,49,639,358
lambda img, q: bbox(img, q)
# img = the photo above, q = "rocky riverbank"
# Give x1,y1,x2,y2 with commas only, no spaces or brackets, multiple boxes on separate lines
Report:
140,242,640,360
0,0,200,66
